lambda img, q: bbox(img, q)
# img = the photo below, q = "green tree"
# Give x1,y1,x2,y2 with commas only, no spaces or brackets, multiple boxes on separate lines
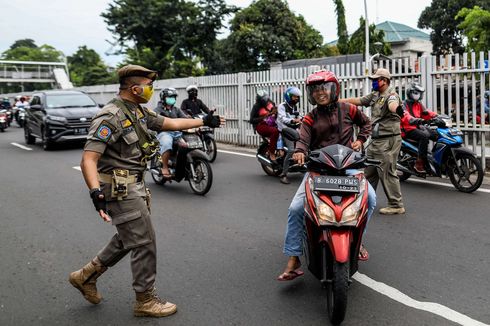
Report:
67,46,115,86
418,0,490,55
457,6,490,52
223,0,326,72
347,17,392,55
333,0,349,55
9,39,37,50
102,0,235,77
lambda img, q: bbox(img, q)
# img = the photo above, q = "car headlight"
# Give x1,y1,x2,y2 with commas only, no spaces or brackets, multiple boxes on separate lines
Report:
47,115,67,123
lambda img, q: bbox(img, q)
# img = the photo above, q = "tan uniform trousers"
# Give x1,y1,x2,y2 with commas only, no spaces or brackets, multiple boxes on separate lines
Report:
365,135,404,208
96,196,156,293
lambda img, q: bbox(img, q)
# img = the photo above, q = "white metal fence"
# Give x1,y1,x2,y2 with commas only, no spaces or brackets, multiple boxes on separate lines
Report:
2,53,489,169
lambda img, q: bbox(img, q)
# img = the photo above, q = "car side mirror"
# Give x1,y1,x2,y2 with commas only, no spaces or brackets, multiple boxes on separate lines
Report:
30,104,42,110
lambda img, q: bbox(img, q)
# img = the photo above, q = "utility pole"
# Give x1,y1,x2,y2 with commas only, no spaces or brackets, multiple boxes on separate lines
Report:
364,0,370,95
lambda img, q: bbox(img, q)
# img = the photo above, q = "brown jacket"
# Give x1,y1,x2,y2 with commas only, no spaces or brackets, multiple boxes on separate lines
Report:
295,102,371,154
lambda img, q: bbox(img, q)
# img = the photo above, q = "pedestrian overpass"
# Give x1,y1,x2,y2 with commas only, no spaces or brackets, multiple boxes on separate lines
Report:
0,60,73,90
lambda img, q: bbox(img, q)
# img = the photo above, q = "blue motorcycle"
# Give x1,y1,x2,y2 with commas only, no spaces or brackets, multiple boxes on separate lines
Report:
397,116,484,193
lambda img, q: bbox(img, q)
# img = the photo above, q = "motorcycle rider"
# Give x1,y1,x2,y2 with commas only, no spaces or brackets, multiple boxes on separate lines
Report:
400,83,440,174
278,70,375,281
155,88,191,178
250,90,280,162
14,96,29,122
180,85,210,117
276,87,302,184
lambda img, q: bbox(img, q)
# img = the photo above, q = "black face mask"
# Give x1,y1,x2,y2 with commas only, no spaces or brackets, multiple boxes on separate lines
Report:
189,91,197,99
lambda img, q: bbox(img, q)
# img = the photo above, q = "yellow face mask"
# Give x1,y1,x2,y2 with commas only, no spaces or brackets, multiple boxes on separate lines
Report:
134,84,154,103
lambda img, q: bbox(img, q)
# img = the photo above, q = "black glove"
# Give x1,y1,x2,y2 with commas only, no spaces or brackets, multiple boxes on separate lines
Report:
411,118,425,126
202,111,221,128
431,118,446,127
90,188,107,213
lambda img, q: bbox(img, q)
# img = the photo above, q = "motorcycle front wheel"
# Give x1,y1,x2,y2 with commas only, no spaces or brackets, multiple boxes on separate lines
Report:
447,153,483,193
204,138,217,162
188,158,213,195
327,261,349,325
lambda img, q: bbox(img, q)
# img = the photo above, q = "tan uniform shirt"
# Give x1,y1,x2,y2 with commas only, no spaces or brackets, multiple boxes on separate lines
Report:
84,98,164,197
360,86,402,136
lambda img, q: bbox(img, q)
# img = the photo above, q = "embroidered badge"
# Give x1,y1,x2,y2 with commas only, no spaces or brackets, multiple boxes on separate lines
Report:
388,95,398,102
137,109,144,119
96,124,112,142
122,119,132,128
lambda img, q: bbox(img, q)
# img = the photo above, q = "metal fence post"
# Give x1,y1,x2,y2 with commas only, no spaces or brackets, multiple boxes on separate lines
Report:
237,72,247,145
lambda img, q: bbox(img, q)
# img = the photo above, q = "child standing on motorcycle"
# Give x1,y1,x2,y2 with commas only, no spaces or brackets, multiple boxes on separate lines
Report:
400,83,442,174
155,87,191,178
250,90,280,162
276,87,302,184
278,70,375,281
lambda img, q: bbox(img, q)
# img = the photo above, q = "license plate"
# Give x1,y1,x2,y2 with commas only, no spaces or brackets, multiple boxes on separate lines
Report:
184,135,202,149
74,128,88,135
313,176,360,193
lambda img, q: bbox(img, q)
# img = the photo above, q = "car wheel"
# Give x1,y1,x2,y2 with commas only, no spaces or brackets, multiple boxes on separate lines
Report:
42,128,54,151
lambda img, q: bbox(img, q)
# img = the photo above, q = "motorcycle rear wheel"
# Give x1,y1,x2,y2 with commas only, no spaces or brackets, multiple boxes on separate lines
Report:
258,145,281,176
204,138,217,162
447,153,483,193
188,158,213,195
327,261,349,325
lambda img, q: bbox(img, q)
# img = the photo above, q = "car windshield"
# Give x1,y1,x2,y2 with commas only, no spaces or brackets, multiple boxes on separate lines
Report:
46,94,96,108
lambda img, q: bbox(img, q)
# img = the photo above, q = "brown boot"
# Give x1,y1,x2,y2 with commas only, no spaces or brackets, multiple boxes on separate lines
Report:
69,258,107,304
134,287,177,317
414,158,426,174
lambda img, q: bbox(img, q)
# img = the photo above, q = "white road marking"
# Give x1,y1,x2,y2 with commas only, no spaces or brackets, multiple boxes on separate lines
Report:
218,149,256,158
11,142,32,151
406,178,490,194
353,273,489,326
72,166,81,171
218,149,490,193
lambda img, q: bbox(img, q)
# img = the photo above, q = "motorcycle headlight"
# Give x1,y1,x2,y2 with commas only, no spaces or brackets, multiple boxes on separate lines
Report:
308,175,336,223
47,115,67,123
341,178,366,224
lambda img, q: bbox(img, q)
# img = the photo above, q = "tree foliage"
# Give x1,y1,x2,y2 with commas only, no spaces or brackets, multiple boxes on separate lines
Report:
418,0,490,55
333,0,349,55
457,6,490,52
67,46,115,86
102,0,235,77
221,0,327,72
347,17,392,56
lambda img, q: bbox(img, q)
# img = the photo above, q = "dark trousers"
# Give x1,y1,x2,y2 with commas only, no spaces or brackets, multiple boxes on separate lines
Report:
256,122,279,154
405,126,438,159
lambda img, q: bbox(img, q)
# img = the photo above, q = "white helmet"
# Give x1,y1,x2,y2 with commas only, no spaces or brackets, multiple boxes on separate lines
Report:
186,85,198,93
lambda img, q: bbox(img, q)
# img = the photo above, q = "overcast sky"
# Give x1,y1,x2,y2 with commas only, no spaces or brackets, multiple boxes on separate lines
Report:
0,0,433,66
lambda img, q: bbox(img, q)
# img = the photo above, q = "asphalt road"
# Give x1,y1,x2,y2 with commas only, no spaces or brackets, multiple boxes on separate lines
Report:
1,126,489,326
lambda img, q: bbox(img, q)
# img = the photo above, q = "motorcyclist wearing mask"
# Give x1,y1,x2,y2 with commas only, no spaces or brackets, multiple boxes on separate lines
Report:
180,85,210,117
155,87,191,178
277,70,374,281
276,86,302,184
400,82,440,174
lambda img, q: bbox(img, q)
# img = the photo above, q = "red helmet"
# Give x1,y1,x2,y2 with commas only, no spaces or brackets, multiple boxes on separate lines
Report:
305,70,340,105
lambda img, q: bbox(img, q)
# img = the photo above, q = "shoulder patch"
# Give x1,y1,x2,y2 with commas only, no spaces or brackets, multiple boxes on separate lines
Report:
95,121,115,142
388,95,398,102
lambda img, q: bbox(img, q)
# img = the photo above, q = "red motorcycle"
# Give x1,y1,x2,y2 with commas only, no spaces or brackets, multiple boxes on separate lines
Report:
303,144,379,325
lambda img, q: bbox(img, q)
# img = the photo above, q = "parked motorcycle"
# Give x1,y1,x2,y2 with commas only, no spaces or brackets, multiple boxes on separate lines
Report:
195,113,217,162
149,129,213,195
0,110,9,132
256,121,305,177
397,115,484,193
303,144,380,325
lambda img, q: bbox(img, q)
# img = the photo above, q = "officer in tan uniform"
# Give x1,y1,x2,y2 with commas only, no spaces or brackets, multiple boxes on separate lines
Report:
69,64,223,317
339,68,405,214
